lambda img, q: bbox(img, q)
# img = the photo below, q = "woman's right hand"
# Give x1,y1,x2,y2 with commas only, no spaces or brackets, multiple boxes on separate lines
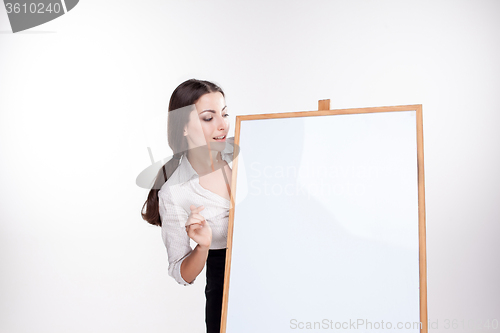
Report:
185,205,212,249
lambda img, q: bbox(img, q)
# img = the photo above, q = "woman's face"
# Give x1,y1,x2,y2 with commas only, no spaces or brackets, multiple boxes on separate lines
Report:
184,92,229,151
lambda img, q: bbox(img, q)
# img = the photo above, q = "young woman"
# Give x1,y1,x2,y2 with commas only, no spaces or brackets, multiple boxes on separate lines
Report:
141,79,233,333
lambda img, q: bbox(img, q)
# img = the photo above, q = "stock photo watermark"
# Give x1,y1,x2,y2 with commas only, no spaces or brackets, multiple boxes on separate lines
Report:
289,318,499,330
249,179,367,198
290,319,422,330
248,161,384,199
249,161,383,181
3,0,79,33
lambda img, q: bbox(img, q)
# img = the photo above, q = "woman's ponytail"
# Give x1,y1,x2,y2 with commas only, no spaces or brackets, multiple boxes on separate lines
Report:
141,154,182,226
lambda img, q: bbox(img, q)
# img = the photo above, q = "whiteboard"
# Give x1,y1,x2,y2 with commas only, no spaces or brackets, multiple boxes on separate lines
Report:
222,105,427,333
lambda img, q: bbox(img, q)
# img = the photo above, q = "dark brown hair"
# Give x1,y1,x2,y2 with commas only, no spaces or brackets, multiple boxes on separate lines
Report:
141,79,225,226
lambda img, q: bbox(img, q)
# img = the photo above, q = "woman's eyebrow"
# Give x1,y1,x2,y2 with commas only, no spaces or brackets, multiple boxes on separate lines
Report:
200,105,227,114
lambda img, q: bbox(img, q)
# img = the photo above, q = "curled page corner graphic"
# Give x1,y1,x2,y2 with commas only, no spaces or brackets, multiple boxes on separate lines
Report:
4,0,80,33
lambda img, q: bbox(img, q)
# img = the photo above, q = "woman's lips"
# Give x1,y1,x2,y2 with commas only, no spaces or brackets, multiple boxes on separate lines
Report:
213,135,226,142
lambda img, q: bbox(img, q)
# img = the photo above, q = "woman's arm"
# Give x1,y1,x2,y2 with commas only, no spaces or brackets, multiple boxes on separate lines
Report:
159,187,212,286
180,243,209,284
180,205,213,283
159,187,199,286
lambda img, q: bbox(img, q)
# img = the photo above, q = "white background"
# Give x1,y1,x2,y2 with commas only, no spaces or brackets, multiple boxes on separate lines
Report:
1,1,499,332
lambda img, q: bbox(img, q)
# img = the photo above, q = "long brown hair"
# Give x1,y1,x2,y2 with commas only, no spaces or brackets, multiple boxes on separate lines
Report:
141,79,225,226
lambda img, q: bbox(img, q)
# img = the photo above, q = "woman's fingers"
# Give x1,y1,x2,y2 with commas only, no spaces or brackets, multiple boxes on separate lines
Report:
190,204,204,213
186,204,206,227
186,219,208,230
185,213,205,226
185,204,208,231
186,223,201,231
186,222,206,236
191,212,206,222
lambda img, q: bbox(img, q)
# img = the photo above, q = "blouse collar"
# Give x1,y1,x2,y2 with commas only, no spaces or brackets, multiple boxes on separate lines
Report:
178,137,234,184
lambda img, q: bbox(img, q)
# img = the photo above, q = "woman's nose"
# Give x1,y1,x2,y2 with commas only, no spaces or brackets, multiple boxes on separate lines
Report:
216,115,227,130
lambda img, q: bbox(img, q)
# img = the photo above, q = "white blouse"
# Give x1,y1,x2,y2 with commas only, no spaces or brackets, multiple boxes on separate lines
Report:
158,138,234,286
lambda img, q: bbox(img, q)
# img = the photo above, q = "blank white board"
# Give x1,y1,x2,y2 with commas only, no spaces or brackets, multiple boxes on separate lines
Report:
223,105,427,333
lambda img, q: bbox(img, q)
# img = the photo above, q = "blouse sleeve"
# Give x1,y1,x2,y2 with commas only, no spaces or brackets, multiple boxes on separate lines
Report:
158,185,196,286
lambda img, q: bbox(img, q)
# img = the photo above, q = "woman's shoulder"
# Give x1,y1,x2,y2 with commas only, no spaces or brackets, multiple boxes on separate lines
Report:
158,162,183,198
158,154,197,200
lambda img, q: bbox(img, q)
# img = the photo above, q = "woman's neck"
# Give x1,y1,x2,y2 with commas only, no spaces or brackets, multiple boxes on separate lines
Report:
186,149,223,174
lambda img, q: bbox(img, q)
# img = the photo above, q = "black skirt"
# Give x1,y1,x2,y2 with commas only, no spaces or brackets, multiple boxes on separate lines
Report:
205,248,226,333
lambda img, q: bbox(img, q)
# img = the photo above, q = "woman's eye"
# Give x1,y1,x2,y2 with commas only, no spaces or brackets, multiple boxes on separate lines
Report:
203,114,228,121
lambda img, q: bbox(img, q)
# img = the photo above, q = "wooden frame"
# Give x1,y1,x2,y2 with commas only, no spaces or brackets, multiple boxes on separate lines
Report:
221,101,427,333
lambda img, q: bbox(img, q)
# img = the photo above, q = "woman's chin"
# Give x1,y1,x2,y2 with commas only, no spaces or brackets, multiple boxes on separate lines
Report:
188,142,225,153
209,141,226,150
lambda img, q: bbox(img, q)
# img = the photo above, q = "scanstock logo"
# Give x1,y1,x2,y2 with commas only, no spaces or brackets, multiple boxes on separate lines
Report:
3,0,79,33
